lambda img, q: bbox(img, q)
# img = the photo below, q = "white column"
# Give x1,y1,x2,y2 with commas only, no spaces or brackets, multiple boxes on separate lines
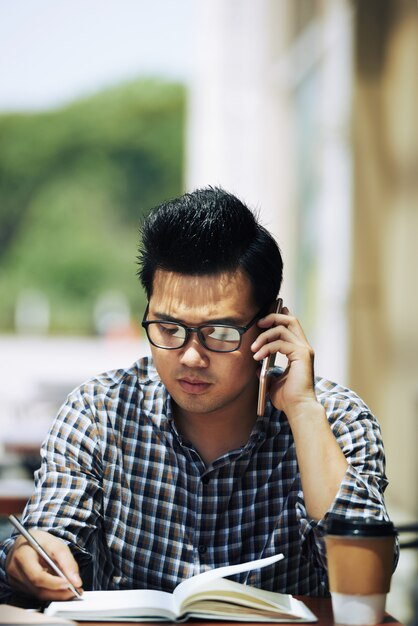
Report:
186,0,297,305
313,0,354,382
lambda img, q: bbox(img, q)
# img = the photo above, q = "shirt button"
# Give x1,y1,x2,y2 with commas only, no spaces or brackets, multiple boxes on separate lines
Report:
198,544,207,555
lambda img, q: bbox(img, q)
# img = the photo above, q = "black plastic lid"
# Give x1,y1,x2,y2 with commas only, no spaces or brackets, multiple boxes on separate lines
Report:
326,516,397,537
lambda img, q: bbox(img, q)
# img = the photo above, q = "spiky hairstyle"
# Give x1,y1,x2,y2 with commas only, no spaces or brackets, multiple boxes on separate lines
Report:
137,187,283,308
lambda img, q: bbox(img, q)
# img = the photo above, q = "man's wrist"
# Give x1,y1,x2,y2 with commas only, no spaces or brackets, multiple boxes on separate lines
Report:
285,398,324,425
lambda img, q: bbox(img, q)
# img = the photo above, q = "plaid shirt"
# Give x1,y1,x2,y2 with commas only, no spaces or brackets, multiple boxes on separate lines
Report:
0,356,394,599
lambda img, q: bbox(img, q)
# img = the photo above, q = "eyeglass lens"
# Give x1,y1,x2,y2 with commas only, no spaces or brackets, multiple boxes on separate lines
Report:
146,321,241,351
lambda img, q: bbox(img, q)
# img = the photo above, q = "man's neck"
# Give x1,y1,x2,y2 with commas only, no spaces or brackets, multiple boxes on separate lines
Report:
173,388,259,466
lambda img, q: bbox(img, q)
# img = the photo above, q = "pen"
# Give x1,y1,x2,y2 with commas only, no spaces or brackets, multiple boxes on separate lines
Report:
8,514,83,599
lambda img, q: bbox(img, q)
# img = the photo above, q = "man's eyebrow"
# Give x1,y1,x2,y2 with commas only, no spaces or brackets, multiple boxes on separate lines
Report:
152,311,243,325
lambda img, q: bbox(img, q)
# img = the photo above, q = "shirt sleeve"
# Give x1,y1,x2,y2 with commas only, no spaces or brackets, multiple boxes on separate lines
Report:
295,403,399,575
0,388,104,597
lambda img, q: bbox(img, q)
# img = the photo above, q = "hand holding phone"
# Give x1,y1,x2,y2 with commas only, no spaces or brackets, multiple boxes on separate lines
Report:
257,298,283,416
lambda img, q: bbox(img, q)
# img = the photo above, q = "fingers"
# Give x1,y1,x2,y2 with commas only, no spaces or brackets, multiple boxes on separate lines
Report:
6,531,83,600
48,539,83,589
257,309,304,336
251,309,307,352
252,330,296,361
251,308,313,362
10,558,79,601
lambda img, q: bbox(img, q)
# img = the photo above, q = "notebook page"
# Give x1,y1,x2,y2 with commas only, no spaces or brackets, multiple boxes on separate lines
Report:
173,553,284,610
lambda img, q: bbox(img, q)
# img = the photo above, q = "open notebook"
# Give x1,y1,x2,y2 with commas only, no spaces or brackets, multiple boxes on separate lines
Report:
45,554,317,622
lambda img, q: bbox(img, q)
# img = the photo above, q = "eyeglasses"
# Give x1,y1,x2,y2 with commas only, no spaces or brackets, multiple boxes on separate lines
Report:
141,305,267,353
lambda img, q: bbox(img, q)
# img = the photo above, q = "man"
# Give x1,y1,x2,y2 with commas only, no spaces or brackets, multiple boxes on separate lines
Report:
0,188,395,602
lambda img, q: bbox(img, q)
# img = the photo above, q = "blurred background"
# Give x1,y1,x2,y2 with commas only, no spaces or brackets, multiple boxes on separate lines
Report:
0,0,417,621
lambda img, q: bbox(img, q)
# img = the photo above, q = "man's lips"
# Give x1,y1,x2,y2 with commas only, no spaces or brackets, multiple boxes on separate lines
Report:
177,378,212,394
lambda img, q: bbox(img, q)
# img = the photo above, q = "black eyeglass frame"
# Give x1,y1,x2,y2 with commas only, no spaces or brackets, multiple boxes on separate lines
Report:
141,304,268,353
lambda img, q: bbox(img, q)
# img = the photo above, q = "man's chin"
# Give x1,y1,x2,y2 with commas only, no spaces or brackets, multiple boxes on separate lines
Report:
171,390,226,416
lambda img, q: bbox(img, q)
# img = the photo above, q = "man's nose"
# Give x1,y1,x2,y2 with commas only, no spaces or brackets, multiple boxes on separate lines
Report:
179,334,209,367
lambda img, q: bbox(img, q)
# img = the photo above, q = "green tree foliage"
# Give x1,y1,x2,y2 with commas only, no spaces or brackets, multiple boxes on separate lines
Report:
0,79,185,332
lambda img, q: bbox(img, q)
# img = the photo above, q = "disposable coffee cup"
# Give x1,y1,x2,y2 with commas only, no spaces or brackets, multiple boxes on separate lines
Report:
326,517,397,625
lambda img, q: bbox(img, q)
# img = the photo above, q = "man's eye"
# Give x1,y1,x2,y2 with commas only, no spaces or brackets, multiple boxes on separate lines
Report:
158,323,183,337
207,327,239,342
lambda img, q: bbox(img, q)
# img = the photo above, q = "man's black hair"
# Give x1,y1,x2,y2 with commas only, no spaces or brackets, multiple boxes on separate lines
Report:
137,187,283,308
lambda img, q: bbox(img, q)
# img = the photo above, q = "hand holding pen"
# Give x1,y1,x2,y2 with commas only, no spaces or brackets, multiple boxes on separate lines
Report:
7,515,83,601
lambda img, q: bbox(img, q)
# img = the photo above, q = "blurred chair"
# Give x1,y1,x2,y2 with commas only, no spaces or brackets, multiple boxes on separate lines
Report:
410,576,418,626
397,523,418,625
397,523,418,550
0,478,33,516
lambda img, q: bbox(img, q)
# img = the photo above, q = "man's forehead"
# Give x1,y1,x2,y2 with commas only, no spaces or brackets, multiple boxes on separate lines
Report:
151,268,251,291
149,269,255,317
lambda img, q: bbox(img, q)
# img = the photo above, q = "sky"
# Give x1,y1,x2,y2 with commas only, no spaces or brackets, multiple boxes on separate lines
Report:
0,0,196,111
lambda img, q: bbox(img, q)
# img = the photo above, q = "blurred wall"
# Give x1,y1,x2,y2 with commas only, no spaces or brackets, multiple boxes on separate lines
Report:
187,0,297,309
187,0,354,384
187,0,418,517
350,0,418,515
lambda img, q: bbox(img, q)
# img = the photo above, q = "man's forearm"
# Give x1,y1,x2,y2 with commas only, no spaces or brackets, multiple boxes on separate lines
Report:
287,401,348,521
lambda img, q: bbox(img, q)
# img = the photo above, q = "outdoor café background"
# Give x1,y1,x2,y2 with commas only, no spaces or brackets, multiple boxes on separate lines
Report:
0,0,417,622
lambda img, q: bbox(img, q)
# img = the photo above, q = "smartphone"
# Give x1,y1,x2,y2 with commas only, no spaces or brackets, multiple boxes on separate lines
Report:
257,298,283,417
